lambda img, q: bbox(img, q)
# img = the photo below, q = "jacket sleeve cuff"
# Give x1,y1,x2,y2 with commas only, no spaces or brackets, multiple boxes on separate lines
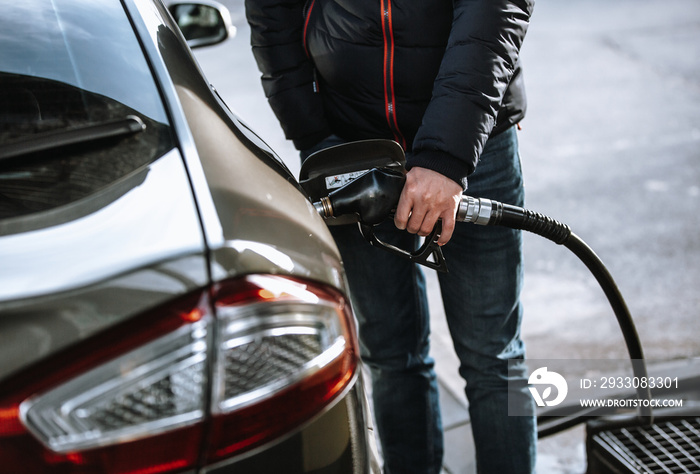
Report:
406,149,471,191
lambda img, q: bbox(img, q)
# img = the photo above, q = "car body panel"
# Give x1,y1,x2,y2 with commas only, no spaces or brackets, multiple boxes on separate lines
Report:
128,0,345,288
0,150,209,381
174,83,345,286
0,150,205,302
205,389,370,473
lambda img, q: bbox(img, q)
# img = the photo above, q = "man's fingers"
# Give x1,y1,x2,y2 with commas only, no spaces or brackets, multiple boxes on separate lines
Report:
393,192,413,230
437,213,456,246
406,206,431,235
394,167,463,245
401,209,455,246
414,210,439,237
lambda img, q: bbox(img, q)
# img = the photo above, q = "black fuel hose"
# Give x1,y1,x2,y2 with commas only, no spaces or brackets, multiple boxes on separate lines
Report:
458,196,654,424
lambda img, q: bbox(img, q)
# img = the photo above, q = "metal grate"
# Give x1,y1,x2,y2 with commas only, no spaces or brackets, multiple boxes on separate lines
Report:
87,361,206,431
592,418,700,473
223,333,324,399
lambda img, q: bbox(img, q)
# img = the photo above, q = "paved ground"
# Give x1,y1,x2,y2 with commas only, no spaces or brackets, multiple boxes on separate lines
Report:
193,0,700,471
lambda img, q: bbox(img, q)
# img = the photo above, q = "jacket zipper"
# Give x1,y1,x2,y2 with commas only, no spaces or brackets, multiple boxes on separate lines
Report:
380,0,407,149
303,0,319,92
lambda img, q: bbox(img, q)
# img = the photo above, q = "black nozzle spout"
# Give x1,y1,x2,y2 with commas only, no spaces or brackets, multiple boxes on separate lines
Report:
326,168,406,225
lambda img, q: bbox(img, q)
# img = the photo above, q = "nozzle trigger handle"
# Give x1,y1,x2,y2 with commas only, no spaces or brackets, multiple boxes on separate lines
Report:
358,221,448,273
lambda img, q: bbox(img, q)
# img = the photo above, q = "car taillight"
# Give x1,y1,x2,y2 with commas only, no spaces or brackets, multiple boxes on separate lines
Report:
0,291,209,474
205,274,359,462
0,275,358,473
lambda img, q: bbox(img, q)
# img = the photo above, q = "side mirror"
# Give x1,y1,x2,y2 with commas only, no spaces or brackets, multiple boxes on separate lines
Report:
169,1,236,48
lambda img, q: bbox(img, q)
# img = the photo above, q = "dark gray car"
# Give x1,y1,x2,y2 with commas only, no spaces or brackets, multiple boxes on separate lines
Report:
0,0,378,472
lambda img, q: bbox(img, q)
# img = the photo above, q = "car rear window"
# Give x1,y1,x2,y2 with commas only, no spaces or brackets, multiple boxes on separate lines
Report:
0,0,174,232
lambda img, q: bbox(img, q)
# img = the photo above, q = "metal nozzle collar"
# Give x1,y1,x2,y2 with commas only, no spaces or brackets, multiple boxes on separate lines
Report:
314,197,334,218
457,196,493,225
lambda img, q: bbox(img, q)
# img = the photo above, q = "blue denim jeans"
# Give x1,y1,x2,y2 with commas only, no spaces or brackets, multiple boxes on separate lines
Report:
311,127,536,473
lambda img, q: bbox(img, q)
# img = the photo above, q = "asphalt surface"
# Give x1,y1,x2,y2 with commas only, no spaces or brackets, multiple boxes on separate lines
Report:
193,1,700,472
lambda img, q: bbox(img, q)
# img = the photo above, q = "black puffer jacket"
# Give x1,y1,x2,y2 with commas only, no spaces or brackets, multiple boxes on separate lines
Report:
246,0,534,188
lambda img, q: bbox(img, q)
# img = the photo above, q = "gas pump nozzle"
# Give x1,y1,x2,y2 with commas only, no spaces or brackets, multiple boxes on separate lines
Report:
314,167,405,225
299,139,449,271
313,167,449,271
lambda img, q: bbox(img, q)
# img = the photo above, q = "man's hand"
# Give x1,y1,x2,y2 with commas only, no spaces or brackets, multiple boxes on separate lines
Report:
394,167,463,246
